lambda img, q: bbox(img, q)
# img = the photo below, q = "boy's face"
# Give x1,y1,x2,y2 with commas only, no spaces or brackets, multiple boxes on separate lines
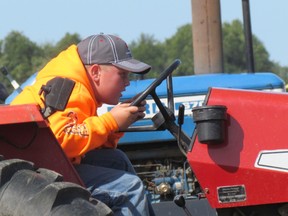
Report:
90,64,130,105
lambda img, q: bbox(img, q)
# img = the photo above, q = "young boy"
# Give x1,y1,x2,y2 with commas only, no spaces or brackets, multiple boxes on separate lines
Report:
11,33,155,216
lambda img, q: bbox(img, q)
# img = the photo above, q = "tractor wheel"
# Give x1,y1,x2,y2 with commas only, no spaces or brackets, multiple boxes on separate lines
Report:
0,158,113,216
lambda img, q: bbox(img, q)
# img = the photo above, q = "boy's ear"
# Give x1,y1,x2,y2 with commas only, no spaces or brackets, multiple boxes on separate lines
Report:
90,64,101,81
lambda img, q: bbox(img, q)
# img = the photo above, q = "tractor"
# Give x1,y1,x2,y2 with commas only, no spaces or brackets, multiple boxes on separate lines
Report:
1,58,287,215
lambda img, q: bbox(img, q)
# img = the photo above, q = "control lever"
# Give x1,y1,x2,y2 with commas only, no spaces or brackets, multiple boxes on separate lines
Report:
0,66,22,93
174,195,193,216
178,104,185,125
177,104,186,156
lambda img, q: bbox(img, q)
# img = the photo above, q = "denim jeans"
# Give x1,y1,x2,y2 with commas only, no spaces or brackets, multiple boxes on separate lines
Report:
74,149,155,216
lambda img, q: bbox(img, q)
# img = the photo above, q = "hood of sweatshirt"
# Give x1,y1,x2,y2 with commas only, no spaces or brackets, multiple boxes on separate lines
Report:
36,45,96,103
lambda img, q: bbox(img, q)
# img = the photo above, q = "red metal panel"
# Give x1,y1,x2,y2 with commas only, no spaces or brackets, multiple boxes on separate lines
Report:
0,104,47,127
0,104,83,186
188,88,288,208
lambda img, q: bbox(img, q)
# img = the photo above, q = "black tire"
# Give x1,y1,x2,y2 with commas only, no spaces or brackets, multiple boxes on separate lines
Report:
0,158,113,216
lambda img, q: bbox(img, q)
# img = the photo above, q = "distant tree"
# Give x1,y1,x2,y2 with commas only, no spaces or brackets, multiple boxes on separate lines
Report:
0,32,81,95
47,33,82,59
38,33,82,70
272,63,288,83
0,31,44,91
163,24,194,76
129,34,165,79
0,39,3,58
222,20,274,73
222,20,246,72
252,36,274,72
130,25,194,79
1,20,287,97
131,20,280,79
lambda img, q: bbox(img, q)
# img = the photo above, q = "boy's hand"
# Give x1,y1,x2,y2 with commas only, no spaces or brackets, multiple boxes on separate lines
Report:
110,100,146,131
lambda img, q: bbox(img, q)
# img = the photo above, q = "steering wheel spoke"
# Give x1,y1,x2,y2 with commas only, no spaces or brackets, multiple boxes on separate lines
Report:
130,59,181,107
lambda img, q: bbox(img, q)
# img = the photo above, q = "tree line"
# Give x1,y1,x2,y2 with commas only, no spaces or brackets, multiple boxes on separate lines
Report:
0,19,287,101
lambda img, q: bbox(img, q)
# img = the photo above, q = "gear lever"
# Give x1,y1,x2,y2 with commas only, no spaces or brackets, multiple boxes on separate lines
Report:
174,195,193,216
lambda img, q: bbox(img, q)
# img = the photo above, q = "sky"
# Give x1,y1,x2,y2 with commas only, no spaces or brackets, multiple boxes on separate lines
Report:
0,0,287,67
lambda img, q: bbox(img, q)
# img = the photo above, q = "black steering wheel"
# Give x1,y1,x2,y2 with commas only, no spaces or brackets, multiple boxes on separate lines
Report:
130,59,181,107
127,59,191,155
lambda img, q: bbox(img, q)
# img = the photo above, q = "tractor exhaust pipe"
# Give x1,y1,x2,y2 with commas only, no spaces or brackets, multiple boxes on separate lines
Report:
242,0,255,73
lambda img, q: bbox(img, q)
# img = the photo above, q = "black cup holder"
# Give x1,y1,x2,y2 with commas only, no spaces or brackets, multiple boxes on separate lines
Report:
192,105,227,144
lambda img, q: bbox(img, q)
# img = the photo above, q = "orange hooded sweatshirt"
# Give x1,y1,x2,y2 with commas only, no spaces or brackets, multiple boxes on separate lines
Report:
11,45,123,163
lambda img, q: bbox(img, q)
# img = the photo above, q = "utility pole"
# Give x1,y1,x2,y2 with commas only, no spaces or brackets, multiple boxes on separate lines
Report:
191,0,224,74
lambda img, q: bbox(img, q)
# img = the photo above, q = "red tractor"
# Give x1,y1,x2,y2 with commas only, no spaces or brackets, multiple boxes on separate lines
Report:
188,86,288,216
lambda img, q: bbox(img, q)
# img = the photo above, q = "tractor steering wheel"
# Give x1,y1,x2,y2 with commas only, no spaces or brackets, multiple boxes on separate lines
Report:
127,59,191,155
130,59,181,107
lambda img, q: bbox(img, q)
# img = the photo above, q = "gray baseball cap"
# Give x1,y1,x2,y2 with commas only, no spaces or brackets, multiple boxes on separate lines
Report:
77,33,151,74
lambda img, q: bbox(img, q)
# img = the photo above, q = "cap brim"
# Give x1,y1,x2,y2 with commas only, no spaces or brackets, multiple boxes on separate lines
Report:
112,59,151,74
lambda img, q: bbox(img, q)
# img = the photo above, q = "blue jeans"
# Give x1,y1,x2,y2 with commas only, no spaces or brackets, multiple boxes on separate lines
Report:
74,149,155,216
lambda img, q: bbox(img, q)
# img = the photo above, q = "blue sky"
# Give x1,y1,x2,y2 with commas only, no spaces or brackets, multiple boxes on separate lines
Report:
1,0,287,67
